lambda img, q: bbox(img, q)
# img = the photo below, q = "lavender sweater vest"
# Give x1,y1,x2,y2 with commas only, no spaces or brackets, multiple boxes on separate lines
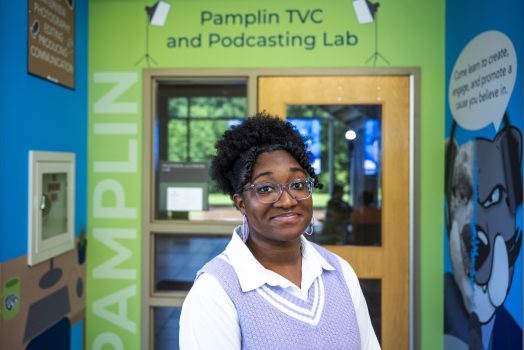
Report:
197,243,361,349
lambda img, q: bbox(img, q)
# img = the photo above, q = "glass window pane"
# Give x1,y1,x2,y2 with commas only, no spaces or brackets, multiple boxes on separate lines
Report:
288,105,382,246
42,172,68,239
167,119,188,162
155,80,247,221
154,235,230,292
154,307,182,350
190,97,247,118
359,279,382,345
167,119,243,164
168,97,188,118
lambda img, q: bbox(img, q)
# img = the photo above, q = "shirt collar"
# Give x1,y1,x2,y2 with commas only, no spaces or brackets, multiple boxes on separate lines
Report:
225,227,335,292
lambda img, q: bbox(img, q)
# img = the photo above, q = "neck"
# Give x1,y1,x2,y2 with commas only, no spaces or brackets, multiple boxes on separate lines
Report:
247,236,303,287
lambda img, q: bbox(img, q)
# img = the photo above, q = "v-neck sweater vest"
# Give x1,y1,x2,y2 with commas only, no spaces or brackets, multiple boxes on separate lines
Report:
197,243,361,350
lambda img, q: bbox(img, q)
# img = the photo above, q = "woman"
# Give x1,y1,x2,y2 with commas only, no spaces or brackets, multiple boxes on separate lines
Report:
180,113,380,349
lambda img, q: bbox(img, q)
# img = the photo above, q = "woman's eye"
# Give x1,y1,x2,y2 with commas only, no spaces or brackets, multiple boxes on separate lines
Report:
291,181,305,190
293,179,311,190
256,185,276,194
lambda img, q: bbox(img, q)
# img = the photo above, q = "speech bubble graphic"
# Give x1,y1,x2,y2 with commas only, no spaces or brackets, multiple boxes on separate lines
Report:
448,31,517,131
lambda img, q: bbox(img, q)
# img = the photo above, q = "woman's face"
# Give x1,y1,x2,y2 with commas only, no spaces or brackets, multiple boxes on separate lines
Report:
234,150,313,244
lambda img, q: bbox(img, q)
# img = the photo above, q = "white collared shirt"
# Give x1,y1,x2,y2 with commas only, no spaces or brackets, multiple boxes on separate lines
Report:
179,230,381,349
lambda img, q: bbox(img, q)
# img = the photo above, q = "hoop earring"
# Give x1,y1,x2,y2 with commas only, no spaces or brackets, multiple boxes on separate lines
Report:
242,215,250,242
304,216,315,236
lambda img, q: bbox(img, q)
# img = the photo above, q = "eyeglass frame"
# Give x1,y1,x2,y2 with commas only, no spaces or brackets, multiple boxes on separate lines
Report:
242,178,314,204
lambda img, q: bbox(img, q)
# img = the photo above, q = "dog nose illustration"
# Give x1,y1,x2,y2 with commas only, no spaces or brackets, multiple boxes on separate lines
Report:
460,224,473,252
488,235,509,307
472,226,491,284
460,224,490,280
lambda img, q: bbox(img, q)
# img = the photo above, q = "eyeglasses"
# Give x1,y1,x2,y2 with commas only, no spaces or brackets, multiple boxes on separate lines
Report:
243,179,313,204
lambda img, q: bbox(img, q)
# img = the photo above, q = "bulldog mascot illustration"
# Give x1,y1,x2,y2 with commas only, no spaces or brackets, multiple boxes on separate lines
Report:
445,119,523,350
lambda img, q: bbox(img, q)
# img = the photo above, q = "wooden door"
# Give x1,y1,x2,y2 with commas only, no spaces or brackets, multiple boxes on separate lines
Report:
258,76,410,349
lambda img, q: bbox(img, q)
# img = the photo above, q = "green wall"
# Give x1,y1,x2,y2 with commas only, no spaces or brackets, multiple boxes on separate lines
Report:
88,1,445,349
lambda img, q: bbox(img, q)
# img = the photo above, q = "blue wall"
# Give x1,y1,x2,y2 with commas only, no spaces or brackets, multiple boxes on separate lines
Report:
446,0,523,136
0,0,88,262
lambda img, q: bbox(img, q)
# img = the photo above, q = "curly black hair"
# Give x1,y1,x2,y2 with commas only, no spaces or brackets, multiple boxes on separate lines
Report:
211,111,323,198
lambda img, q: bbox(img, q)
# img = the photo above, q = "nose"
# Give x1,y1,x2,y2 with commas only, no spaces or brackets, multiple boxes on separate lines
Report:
274,187,298,207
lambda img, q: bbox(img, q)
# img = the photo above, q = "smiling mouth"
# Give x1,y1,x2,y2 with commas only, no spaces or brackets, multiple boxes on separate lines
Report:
271,212,301,221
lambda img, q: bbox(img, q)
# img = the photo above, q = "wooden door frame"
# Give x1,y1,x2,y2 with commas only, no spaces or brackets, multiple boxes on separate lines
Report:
142,67,420,350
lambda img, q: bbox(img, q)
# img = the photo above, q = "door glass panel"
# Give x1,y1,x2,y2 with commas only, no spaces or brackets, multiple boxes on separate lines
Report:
154,79,247,221
286,105,382,246
154,234,230,292
154,307,182,350
359,278,382,344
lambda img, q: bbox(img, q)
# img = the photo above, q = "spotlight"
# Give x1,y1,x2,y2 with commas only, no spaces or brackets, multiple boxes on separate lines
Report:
136,1,171,66
352,0,379,24
146,0,171,27
352,0,389,66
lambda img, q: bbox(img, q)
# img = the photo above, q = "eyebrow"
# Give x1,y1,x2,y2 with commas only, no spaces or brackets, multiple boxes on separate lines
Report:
251,167,307,182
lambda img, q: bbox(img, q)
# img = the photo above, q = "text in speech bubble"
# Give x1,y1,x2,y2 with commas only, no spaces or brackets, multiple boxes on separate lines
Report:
448,31,517,131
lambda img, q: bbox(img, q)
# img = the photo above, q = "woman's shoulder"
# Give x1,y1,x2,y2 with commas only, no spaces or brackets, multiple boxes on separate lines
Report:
191,271,225,295
180,271,240,349
196,253,230,279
